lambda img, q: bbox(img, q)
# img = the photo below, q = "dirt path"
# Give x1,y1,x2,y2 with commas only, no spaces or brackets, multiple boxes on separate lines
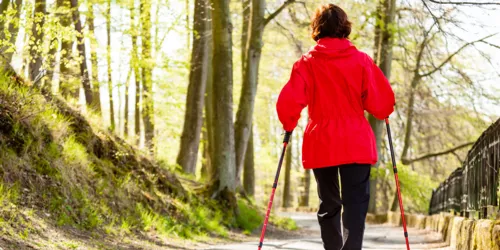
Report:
207,213,449,250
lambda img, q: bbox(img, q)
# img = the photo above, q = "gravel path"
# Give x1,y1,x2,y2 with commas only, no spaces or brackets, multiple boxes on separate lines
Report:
207,213,449,250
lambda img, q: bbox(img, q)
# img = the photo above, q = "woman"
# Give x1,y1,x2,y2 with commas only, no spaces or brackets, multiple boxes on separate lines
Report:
276,4,395,250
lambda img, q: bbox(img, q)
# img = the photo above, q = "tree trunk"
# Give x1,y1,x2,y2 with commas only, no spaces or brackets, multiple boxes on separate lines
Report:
186,0,190,50
298,169,311,207
106,0,115,131
70,0,93,106
234,0,265,187
129,0,141,145
243,128,254,196
390,190,398,211
87,1,102,113
204,21,214,181
368,0,396,214
401,77,419,162
210,0,237,204
58,0,75,98
0,0,10,32
3,0,23,63
177,0,211,175
28,0,46,84
124,70,130,138
282,136,293,208
140,0,154,154
241,0,250,70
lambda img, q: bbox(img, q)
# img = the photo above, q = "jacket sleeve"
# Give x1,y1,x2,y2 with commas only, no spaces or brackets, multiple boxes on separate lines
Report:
276,61,308,132
362,56,395,119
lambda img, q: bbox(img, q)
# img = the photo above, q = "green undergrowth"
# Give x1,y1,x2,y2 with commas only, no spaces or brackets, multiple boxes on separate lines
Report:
236,199,298,235
0,73,235,246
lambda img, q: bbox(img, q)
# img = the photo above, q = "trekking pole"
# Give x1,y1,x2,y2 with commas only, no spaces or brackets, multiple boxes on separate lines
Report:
385,118,410,250
258,131,292,250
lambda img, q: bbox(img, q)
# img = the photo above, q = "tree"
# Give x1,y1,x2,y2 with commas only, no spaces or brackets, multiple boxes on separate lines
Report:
243,128,254,196
28,0,46,84
58,0,76,99
140,0,154,154
177,0,211,174
106,0,115,131
282,136,293,208
210,0,237,209
234,0,296,188
298,169,311,207
367,0,397,214
70,0,93,107
0,0,23,63
129,0,141,145
87,0,102,113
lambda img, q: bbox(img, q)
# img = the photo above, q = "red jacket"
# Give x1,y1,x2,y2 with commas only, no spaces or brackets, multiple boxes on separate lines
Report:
276,38,395,169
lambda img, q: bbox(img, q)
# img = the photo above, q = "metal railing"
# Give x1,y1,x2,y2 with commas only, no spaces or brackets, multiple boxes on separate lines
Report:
429,118,500,218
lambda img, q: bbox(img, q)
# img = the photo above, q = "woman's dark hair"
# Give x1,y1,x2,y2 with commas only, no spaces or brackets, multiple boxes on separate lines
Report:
311,4,352,41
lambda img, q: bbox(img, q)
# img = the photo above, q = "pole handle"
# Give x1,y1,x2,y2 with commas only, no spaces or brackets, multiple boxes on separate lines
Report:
283,131,293,143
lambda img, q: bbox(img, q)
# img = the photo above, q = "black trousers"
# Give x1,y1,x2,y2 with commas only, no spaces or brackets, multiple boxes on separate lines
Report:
313,164,370,250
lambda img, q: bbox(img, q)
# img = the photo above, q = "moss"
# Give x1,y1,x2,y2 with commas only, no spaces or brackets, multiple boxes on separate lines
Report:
473,220,497,250
458,219,476,250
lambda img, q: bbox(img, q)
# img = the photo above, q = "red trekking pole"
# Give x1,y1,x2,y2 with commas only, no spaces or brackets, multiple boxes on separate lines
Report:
257,131,292,250
385,118,410,250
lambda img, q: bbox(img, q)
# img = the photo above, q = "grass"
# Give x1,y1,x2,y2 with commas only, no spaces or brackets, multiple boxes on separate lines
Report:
0,72,301,249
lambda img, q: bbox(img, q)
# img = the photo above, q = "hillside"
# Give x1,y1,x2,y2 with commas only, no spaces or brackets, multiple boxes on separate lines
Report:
0,70,231,249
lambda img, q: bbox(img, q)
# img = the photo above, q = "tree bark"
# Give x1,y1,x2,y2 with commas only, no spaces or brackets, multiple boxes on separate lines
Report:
70,0,93,106
234,0,265,187
124,69,130,138
106,0,115,130
204,18,214,180
241,0,250,71
282,136,293,208
0,0,9,27
234,0,293,187
57,0,75,98
298,169,311,207
87,1,102,113
28,0,46,84
243,128,255,196
3,0,23,63
210,0,237,199
177,0,211,175
390,190,398,211
368,0,396,214
140,0,154,154
401,77,420,162
129,0,141,145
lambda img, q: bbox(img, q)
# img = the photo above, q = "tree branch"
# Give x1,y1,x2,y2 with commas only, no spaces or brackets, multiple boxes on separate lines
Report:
420,33,497,77
426,0,500,5
402,141,474,165
263,0,297,27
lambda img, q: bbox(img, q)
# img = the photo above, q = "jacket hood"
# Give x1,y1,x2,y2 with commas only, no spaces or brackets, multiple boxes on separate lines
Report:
309,38,357,58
